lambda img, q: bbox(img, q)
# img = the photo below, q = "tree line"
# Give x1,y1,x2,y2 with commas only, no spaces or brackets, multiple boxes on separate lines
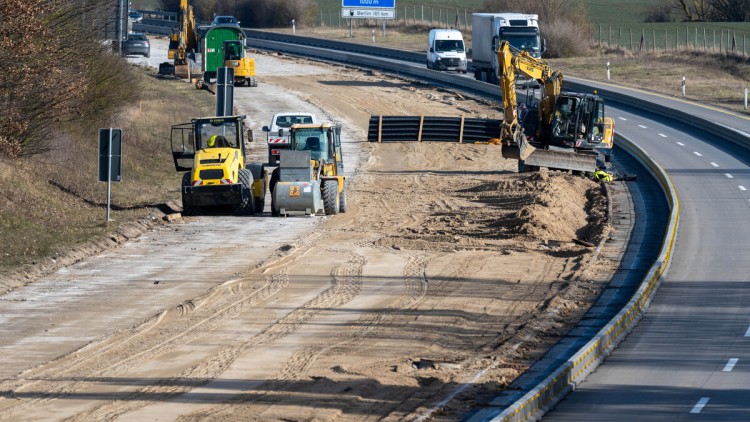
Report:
160,0,317,27
0,0,135,158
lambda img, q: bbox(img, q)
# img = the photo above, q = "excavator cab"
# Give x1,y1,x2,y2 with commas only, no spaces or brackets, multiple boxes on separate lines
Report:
548,94,610,150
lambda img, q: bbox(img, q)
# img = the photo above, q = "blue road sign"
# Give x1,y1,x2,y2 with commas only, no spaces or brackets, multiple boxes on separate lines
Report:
342,0,395,8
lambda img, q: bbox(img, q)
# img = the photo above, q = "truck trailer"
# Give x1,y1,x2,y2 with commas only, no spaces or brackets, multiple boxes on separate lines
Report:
471,13,543,84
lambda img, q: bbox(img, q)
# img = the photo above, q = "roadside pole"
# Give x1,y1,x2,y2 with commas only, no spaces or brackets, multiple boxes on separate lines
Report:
98,128,123,226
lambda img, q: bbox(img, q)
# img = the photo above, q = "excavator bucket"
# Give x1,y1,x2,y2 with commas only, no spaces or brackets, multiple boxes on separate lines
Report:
501,132,536,161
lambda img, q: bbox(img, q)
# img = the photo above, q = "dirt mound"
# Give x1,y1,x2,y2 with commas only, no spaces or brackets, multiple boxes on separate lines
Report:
513,169,608,243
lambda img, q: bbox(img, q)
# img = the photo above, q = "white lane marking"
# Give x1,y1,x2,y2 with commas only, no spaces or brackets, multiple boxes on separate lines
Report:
676,142,685,146
659,133,668,138
745,326,750,336
710,162,719,167
690,397,710,414
723,358,739,372
694,151,703,157
740,186,747,191
725,174,734,179
618,117,628,121
638,124,647,128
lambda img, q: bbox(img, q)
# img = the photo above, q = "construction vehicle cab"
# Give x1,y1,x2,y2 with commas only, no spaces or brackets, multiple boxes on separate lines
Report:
223,39,257,87
171,115,266,215
269,123,347,216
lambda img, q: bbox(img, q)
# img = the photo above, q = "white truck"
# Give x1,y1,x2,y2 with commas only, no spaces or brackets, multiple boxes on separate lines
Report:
262,112,316,166
426,29,467,73
471,13,544,84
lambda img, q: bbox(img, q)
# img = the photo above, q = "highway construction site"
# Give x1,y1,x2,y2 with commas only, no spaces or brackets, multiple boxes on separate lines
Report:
0,42,640,421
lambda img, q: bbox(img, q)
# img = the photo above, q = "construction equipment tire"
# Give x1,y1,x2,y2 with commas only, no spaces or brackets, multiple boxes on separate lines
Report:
254,194,265,213
234,169,255,215
322,180,340,215
181,172,200,216
339,181,348,213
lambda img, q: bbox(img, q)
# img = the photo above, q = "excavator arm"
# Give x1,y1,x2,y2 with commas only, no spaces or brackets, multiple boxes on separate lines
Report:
496,41,565,161
173,0,197,78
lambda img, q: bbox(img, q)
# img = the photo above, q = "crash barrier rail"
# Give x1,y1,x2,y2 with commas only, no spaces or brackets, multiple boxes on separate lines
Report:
244,30,424,64
367,115,500,143
231,32,750,420
246,31,750,154
473,134,679,422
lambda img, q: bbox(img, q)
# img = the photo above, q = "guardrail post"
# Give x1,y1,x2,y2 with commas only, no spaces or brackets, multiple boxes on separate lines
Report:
744,88,748,111
607,62,610,81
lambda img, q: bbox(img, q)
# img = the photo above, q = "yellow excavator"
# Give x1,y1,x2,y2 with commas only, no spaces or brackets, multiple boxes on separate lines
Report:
167,0,198,79
495,40,614,173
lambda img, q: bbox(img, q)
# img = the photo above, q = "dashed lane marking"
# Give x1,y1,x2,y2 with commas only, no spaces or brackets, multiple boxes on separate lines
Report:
638,124,647,128
710,162,719,167
659,133,668,138
676,142,685,146
740,186,747,191
725,174,734,179
723,358,738,372
694,151,703,157
690,397,710,414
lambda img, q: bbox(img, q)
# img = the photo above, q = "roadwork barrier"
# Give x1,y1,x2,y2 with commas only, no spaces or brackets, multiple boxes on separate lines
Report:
367,115,501,143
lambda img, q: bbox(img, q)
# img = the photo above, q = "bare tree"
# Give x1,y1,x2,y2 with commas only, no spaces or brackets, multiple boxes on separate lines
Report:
710,0,750,21
672,0,711,20
0,0,135,158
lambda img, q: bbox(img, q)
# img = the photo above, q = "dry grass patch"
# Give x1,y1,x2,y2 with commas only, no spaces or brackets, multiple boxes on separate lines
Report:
549,48,750,114
0,66,214,270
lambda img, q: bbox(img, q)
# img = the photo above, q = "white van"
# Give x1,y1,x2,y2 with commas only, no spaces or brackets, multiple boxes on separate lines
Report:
426,29,467,73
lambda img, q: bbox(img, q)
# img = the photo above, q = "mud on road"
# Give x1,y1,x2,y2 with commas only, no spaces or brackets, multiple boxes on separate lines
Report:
0,48,631,421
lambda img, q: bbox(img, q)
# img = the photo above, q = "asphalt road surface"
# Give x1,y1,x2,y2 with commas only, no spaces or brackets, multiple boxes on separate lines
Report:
546,99,750,420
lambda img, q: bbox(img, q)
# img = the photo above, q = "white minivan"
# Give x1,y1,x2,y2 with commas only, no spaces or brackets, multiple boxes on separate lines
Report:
426,29,467,73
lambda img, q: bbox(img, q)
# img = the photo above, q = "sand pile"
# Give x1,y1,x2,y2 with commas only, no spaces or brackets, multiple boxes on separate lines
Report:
514,169,608,244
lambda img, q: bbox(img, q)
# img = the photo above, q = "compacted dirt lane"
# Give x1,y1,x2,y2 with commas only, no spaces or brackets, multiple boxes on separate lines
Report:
0,45,631,421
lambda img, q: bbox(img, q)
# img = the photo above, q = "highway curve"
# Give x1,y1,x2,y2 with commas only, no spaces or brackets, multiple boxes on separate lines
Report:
545,91,750,420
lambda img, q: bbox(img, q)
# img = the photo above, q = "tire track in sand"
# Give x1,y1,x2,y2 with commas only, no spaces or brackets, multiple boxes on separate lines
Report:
64,249,368,422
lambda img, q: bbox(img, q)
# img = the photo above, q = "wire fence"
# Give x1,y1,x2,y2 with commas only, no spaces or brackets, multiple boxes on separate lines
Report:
595,25,750,57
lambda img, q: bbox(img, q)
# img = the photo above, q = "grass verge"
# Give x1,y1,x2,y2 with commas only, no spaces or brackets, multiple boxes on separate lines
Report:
0,63,214,273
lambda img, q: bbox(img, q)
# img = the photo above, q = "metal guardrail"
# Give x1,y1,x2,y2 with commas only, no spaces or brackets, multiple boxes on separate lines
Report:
246,30,750,153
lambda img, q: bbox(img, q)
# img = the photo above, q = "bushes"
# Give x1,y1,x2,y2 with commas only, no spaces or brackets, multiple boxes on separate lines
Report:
479,0,592,57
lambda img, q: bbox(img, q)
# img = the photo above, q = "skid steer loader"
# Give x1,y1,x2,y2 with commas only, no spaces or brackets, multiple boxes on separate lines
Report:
171,115,266,215
269,123,347,216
